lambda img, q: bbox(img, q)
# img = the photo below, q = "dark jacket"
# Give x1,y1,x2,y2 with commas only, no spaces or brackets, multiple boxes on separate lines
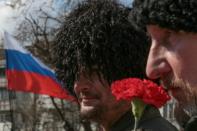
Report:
110,105,178,131
185,116,197,131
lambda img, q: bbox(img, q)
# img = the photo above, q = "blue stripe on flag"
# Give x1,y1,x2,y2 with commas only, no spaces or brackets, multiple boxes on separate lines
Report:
5,49,57,80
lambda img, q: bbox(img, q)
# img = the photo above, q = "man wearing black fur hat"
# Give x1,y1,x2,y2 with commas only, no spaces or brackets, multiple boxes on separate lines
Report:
53,0,177,131
129,0,197,130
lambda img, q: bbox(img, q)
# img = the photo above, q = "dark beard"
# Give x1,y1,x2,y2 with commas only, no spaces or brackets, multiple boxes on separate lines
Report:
182,96,197,117
160,76,197,116
80,104,104,122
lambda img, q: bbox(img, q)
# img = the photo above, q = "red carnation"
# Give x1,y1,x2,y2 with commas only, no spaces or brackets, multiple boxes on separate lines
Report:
111,78,170,131
111,78,170,108
142,79,171,108
111,78,145,101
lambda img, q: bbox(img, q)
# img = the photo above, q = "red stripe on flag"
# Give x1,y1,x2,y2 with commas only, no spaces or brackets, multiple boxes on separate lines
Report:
6,70,76,101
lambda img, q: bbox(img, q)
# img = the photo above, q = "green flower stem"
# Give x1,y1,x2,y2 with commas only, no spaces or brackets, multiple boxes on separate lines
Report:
131,98,146,131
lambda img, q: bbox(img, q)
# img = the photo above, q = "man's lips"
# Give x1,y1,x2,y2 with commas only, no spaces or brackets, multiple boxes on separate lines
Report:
167,86,182,100
168,86,179,90
79,96,98,105
166,86,178,93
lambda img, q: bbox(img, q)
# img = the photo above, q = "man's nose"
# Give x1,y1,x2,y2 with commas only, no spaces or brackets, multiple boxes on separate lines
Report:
146,42,171,79
74,80,90,93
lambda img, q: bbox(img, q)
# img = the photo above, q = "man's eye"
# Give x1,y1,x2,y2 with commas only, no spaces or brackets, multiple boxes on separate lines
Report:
146,32,151,38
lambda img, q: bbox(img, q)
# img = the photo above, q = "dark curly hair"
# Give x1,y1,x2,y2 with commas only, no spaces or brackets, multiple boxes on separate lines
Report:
129,0,197,33
53,0,149,94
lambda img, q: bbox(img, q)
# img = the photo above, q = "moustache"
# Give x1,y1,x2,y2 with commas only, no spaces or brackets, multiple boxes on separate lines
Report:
160,76,187,91
77,91,100,100
159,76,178,90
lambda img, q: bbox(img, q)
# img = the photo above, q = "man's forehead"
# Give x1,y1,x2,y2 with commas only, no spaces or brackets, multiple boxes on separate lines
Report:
146,24,193,35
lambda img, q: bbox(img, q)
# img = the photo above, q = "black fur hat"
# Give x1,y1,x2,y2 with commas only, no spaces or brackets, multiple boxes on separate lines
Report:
129,0,197,33
53,0,149,94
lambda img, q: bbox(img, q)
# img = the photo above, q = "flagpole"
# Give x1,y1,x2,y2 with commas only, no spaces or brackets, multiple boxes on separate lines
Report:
8,90,15,131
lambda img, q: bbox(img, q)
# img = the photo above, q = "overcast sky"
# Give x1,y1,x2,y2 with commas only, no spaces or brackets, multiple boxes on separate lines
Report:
0,2,15,33
0,0,133,35
120,0,132,7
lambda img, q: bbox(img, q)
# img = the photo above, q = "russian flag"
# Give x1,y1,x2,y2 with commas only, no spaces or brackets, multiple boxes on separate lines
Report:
4,32,75,101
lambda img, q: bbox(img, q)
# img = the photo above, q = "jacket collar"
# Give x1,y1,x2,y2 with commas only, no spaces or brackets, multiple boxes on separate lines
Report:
110,105,161,131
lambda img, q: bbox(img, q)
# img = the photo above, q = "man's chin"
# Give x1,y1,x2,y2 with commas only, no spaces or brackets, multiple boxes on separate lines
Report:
169,87,189,105
171,91,197,117
80,105,102,120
